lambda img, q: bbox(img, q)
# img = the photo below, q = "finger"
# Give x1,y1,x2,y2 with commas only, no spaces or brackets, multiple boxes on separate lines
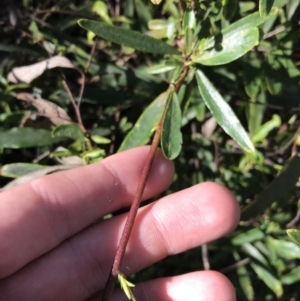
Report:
0,183,239,301
0,147,174,278
86,271,235,301
109,271,235,301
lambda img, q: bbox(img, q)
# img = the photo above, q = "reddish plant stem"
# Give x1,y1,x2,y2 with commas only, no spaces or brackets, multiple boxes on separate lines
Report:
101,107,166,301
101,67,188,301
62,79,86,134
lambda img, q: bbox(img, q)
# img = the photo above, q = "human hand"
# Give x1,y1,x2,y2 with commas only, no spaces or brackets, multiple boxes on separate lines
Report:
0,147,239,301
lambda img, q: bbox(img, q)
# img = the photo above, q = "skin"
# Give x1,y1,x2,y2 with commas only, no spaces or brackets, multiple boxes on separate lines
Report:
0,146,240,301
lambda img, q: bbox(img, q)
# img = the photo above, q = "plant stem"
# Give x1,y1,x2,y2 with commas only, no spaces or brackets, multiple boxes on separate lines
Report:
101,106,166,301
62,79,86,133
101,66,188,301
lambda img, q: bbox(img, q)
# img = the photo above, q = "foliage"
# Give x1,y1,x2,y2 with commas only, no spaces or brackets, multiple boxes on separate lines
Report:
1,0,300,300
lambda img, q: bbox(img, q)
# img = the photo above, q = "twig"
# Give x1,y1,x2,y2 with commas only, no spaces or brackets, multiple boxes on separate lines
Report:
264,26,286,39
85,37,98,72
77,37,99,109
287,210,300,228
101,67,189,301
62,79,86,133
101,102,168,301
219,257,251,273
115,0,120,17
201,244,210,270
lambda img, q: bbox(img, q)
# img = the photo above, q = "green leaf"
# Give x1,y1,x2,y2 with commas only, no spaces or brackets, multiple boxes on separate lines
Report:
242,155,300,220
118,273,136,301
287,229,300,246
263,57,285,95
231,229,264,246
281,265,300,285
195,69,255,152
193,27,260,66
78,19,180,55
161,91,182,160
223,0,238,21
147,61,181,74
81,148,106,164
0,43,44,55
242,243,270,267
92,1,112,24
259,0,275,17
182,6,196,30
233,251,254,301
267,237,300,260
0,163,48,178
90,135,111,144
135,0,151,25
250,263,283,297
0,128,62,148
52,124,85,142
150,0,162,5
118,91,168,152
192,7,278,65
222,6,278,36
251,114,281,144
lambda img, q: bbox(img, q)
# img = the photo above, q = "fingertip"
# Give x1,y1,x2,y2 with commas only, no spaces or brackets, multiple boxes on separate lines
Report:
151,271,236,301
111,271,236,301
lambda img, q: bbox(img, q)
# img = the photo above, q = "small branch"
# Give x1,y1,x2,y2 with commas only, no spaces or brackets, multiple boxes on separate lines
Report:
219,257,251,273
287,210,300,228
101,66,189,301
77,37,98,109
264,26,286,39
85,37,98,72
201,244,210,270
62,79,86,133
101,103,168,301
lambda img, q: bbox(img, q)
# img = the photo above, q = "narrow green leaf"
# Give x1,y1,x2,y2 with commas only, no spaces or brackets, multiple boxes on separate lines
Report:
118,91,168,152
161,91,182,160
281,265,300,285
233,251,254,301
90,135,111,144
78,19,180,55
251,114,281,144
259,0,275,17
263,58,284,95
182,6,196,30
250,263,283,297
231,229,264,246
267,237,300,260
185,27,193,54
52,124,85,142
147,61,180,74
222,7,278,36
193,27,260,66
118,273,136,301
0,128,62,148
195,69,255,152
192,7,278,64
0,43,44,55
242,155,300,220
0,163,47,178
150,0,163,5
81,148,105,164
287,229,300,246
242,243,270,268
135,0,151,25
223,0,238,21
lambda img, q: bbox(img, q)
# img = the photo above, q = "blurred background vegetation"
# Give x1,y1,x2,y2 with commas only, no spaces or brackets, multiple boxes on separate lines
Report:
1,0,300,300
